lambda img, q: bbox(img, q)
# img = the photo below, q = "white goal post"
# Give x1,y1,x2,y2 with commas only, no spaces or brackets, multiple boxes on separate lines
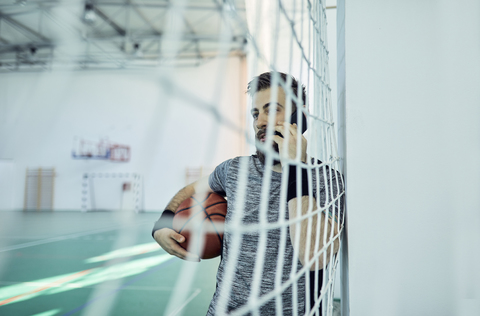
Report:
81,172,143,213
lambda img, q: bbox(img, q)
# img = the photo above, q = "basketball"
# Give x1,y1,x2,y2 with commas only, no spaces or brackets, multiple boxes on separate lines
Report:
173,192,227,259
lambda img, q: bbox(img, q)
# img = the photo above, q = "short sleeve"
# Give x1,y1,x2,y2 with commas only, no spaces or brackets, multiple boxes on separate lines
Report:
208,159,232,196
319,164,345,225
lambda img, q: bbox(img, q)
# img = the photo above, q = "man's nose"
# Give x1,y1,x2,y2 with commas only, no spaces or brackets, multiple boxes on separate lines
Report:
256,112,268,130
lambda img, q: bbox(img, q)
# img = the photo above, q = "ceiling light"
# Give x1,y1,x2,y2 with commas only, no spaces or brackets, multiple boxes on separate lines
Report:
83,3,96,24
28,47,37,61
223,0,236,11
133,43,143,58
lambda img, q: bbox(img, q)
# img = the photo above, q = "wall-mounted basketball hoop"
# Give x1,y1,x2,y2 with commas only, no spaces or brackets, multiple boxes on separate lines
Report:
72,137,130,162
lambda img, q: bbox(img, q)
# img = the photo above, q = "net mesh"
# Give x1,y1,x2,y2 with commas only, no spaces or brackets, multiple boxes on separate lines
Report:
1,0,345,314
164,0,345,315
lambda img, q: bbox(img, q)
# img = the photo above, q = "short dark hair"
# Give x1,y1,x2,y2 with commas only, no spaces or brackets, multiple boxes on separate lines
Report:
246,71,307,108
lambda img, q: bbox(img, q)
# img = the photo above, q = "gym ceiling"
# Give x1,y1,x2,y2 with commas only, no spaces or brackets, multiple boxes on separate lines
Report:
0,0,247,72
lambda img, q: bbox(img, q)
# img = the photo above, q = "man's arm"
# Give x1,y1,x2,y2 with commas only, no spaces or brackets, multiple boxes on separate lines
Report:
273,123,342,269
288,196,340,270
152,176,213,262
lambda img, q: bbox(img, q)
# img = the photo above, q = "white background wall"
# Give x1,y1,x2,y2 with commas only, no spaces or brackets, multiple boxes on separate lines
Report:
338,0,480,315
0,57,246,211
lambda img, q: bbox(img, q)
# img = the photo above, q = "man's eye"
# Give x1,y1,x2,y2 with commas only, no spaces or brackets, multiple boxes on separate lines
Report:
252,113,258,119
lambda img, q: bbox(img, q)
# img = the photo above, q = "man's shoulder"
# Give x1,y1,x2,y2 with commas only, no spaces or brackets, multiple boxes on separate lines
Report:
219,155,257,165
222,155,259,170
213,155,256,173
215,155,265,181
311,159,344,184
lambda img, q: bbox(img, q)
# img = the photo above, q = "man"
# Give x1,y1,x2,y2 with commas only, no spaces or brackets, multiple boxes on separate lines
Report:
152,72,344,315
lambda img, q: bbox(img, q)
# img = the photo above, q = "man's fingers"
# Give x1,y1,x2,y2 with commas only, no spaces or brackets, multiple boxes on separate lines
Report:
272,135,284,146
171,232,185,243
185,254,201,262
275,124,301,139
171,245,200,262
168,238,201,262
288,123,299,136
155,229,200,262
274,125,289,137
168,232,201,262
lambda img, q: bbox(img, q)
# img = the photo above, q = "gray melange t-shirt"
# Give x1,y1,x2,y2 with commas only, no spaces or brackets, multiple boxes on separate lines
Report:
206,155,343,316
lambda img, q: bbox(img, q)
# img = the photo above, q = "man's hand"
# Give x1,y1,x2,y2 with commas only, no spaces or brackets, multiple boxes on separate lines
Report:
154,228,200,262
273,123,307,164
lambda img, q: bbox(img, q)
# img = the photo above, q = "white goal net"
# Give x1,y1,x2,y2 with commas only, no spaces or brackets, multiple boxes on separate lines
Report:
163,1,345,316
2,0,345,314
81,172,143,213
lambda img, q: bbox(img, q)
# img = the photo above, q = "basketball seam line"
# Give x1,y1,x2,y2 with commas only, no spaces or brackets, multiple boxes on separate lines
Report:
176,194,226,252
176,201,226,231
176,201,227,214
176,195,225,230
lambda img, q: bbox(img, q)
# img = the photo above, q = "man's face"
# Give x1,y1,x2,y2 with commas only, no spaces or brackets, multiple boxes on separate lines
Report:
251,87,291,164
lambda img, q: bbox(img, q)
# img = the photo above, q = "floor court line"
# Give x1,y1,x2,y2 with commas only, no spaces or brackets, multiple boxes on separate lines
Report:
60,257,178,316
168,288,202,316
0,269,94,306
0,281,175,292
0,220,153,253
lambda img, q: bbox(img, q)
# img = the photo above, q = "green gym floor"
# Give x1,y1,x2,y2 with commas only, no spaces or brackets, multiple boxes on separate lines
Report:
0,211,220,316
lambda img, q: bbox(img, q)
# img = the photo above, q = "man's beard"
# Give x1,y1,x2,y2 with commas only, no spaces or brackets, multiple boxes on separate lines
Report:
256,129,281,166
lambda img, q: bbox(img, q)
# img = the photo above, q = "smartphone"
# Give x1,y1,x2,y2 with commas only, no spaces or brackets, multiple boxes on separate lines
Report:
274,110,307,137
290,110,308,134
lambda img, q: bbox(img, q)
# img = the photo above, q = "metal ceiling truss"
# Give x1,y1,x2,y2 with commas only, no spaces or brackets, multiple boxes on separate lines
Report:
0,0,247,72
